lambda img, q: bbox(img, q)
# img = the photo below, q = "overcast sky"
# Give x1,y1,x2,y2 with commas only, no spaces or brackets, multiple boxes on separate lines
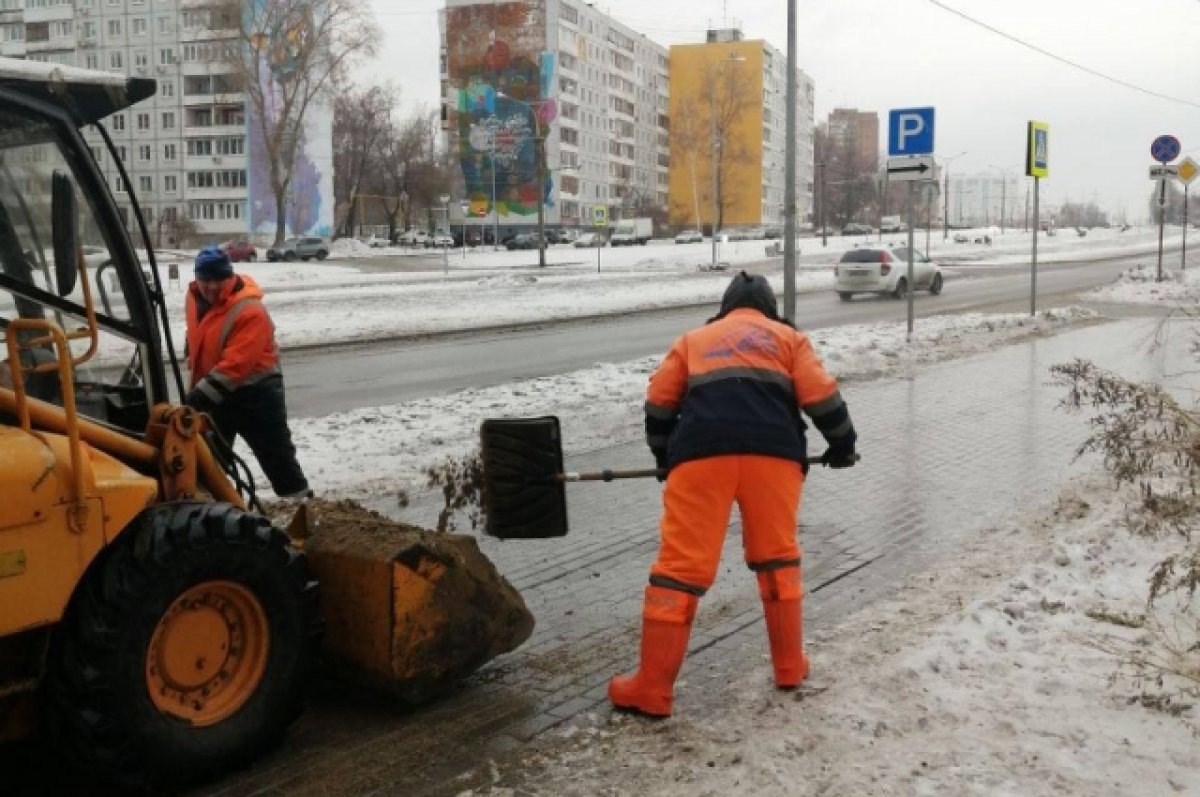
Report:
363,0,1200,221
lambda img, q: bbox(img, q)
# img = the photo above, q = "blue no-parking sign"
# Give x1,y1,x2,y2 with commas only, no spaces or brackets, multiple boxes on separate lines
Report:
888,107,935,156
1151,135,1181,164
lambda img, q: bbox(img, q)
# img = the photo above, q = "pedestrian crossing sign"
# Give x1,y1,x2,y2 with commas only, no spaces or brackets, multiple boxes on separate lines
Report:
593,207,607,227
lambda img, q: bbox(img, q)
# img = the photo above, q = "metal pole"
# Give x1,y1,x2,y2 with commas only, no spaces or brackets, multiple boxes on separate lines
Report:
1184,185,1190,270
1000,177,1006,235
943,166,950,240
536,118,546,268
491,140,499,252
1031,177,1040,316
819,161,827,247
782,0,797,323
1157,177,1167,282
925,182,931,254
906,182,915,341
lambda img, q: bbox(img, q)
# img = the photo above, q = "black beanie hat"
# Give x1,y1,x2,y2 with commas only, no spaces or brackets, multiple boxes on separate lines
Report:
711,271,779,321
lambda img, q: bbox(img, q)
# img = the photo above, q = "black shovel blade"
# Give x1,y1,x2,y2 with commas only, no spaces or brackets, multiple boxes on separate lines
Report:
480,416,568,539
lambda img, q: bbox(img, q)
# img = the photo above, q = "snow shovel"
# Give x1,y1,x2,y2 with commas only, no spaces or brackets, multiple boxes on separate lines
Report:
480,416,833,540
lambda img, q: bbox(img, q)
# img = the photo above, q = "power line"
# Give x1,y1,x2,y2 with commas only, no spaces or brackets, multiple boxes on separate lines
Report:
926,0,1200,111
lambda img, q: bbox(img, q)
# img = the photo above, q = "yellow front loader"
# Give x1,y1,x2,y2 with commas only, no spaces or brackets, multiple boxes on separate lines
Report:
0,61,531,789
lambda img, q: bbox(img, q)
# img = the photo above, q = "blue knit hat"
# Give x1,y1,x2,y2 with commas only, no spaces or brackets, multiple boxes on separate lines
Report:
195,245,234,280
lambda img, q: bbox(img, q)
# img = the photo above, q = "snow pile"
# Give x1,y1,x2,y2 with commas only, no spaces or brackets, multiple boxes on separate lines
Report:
1087,263,1200,305
253,307,1099,500
465,476,1200,796
329,237,394,259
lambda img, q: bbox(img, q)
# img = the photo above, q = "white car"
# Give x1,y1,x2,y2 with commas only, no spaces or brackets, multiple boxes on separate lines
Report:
834,246,943,301
573,232,606,248
430,232,455,248
674,230,703,244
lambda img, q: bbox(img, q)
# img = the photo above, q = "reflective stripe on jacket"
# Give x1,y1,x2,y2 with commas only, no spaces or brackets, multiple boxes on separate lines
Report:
645,308,855,467
185,274,280,406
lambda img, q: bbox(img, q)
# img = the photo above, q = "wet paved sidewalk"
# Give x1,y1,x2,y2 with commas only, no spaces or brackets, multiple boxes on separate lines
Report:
195,316,1198,797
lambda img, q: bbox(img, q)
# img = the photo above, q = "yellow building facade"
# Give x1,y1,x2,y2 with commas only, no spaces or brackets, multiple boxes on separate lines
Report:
668,40,765,232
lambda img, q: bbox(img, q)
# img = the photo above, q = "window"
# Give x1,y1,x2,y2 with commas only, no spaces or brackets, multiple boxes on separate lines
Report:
164,175,177,192
132,18,147,36
112,114,126,132
158,16,170,34
134,52,148,69
109,51,123,70
163,143,176,160
161,112,175,130
115,176,125,192
138,145,151,161
137,113,150,131
117,146,126,162
159,48,175,65
186,139,213,156
139,176,153,193
161,81,174,98
107,19,121,37
85,54,99,70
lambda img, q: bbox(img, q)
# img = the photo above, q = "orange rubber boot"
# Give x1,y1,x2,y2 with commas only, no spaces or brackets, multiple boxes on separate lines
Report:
608,585,698,717
757,567,809,688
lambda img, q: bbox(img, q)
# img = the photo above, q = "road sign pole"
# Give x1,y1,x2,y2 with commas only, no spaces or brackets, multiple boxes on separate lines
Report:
1157,177,1167,282
1030,176,1040,316
907,181,915,341
1184,186,1189,271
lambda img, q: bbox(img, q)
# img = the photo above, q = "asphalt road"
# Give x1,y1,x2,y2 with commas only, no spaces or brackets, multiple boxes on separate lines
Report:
283,251,1152,418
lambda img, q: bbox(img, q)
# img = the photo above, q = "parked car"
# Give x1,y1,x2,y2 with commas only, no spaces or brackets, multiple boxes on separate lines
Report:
833,246,943,301
674,229,704,244
396,229,431,247
763,226,782,240
841,223,873,236
505,232,546,250
953,233,970,243
574,232,607,248
545,229,577,244
266,237,329,262
221,240,257,262
359,236,388,249
430,232,455,248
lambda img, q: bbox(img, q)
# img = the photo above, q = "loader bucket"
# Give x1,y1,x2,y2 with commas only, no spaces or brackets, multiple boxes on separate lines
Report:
479,416,568,539
295,499,535,703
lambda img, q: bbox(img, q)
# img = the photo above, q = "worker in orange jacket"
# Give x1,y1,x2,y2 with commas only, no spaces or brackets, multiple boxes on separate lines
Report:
184,245,310,498
609,272,857,717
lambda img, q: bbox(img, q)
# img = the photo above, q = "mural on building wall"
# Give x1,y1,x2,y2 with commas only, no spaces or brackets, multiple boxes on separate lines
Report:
246,0,334,238
446,2,556,221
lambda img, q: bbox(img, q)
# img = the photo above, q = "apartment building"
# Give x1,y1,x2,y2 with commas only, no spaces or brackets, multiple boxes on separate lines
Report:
667,28,815,233
947,173,1025,229
0,0,333,243
827,108,879,173
440,0,670,234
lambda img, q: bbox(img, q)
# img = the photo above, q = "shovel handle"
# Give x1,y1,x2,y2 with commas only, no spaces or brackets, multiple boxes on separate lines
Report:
559,453,855,483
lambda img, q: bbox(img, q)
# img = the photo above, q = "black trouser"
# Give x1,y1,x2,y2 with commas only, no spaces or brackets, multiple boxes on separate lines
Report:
208,374,309,498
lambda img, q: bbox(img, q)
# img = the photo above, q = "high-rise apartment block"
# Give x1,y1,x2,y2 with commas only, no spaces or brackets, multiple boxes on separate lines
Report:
440,0,670,235
826,108,879,173
667,27,815,232
0,0,334,243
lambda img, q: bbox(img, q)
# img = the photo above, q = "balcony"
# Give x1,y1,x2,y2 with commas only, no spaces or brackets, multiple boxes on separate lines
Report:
183,123,245,139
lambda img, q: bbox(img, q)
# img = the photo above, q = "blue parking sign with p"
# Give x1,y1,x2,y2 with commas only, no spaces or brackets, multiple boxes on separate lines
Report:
888,107,935,156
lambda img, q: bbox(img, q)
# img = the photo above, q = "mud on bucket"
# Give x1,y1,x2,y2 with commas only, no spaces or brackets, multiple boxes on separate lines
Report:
480,416,569,539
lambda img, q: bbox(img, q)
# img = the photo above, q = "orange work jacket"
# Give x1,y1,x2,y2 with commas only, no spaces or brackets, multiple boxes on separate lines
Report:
644,308,854,467
184,274,280,406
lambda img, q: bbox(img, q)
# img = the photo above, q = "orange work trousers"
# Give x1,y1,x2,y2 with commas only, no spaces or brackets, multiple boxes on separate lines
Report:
650,455,804,592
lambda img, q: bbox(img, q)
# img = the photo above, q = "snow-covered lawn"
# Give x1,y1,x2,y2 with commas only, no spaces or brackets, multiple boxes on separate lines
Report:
466,472,1199,796
201,235,1196,795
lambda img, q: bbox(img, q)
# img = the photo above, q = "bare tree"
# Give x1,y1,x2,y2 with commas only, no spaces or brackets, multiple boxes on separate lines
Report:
334,81,397,237
667,59,757,234
218,0,380,245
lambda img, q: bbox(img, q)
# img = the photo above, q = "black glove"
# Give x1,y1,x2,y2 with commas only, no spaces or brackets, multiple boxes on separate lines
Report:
184,387,215,413
651,447,668,482
821,447,857,469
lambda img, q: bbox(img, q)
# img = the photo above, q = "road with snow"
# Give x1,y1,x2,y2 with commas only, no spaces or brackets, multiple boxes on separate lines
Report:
283,250,1147,417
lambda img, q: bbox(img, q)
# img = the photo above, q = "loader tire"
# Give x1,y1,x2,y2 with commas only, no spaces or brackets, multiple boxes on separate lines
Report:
42,502,321,789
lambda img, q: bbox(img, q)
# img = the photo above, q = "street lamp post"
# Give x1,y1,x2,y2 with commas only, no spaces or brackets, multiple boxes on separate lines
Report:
438,194,449,275
942,151,967,240
818,161,827,247
498,91,549,267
